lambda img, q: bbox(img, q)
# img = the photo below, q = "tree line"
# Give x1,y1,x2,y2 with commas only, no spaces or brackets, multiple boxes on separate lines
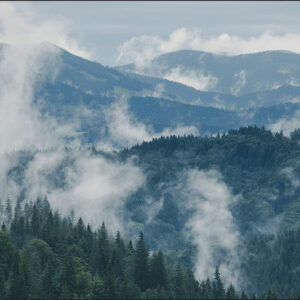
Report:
0,197,276,299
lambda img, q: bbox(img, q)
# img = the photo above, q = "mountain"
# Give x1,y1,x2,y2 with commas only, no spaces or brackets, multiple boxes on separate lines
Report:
118,49,300,96
3,43,300,297
119,127,300,296
121,126,300,239
30,46,300,144
48,45,238,107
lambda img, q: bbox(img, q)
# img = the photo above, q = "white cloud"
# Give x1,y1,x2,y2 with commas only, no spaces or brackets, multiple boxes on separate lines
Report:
0,5,200,234
0,2,92,59
0,2,144,234
97,97,199,151
23,149,145,233
231,70,247,96
179,169,241,287
0,43,78,155
267,98,300,136
164,66,218,91
117,27,300,66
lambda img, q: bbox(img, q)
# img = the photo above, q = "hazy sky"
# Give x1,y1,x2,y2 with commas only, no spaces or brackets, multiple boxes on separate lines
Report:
9,1,300,65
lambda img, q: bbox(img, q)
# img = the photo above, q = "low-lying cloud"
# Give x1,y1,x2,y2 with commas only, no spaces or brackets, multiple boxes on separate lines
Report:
231,70,247,96
117,28,300,67
98,97,199,151
267,98,300,136
23,149,145,233
0,4,202,236
164,66,218,91
0,2,144,234
179,169,241,287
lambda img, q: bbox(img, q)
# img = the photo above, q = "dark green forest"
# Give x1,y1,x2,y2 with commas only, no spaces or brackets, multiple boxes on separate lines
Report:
3,126,300,298
0,197,266,299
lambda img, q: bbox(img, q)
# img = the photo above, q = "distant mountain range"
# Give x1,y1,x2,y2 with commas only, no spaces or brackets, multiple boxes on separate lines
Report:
118,49,300,95
30,46,300,144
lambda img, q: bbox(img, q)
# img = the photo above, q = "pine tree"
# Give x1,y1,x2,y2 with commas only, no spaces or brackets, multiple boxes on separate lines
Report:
174,264,184,299
241,290,248,299
115,230,126,255
134,232,149,291
226,283,236,299
213,266,225,299
104,270,116,298
14,200,22,220
128,240,135,255
9,252,28,299
31,205,40,237
5,198,12,224
149,250,167,290
60,255,77,298
41,262,57,298
98,222,109,276
205,278,212,298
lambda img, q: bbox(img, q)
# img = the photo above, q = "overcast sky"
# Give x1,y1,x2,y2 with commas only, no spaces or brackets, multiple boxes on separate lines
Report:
7,1,300,66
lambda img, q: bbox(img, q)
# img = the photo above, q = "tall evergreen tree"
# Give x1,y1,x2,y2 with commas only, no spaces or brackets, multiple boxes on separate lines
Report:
241,290,248,299
134,232,149,291
226,283,236,299
5,198,12,224
174,264,185,299
9,252,28,299
103,270,116,298
149,250,167,290
59,255,77,298
213,266,225,299
31,205,40,237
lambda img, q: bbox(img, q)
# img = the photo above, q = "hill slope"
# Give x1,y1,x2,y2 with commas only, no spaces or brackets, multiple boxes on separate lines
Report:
118,49,300,96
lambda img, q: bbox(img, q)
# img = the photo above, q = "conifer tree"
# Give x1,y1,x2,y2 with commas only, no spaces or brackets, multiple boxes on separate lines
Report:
205,278,212,298
60,255,77,298
213,266,225,299
9,252,28,299
31,205,40,237
174,264,184,299
128,240,135,255
241,290,248,299
5,198,12,224
226,283,236,299
134,232,149,291
41,263,57,299
104,270,116,298
98,222,109,276
149,250,167,290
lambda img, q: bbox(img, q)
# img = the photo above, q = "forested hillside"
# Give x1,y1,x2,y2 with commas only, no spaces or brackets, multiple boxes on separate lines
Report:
121,126,300,237
0,197,267,299
29,46,300,142
2,127,300,297
1,1,300,299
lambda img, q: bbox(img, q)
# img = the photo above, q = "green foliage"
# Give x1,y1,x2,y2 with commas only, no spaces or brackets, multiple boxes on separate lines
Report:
0,198,223,299
134,232,149,291
3,127,300,298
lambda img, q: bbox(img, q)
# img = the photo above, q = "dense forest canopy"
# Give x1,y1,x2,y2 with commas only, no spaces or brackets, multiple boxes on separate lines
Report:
0,197,269,299
1,126,300,298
